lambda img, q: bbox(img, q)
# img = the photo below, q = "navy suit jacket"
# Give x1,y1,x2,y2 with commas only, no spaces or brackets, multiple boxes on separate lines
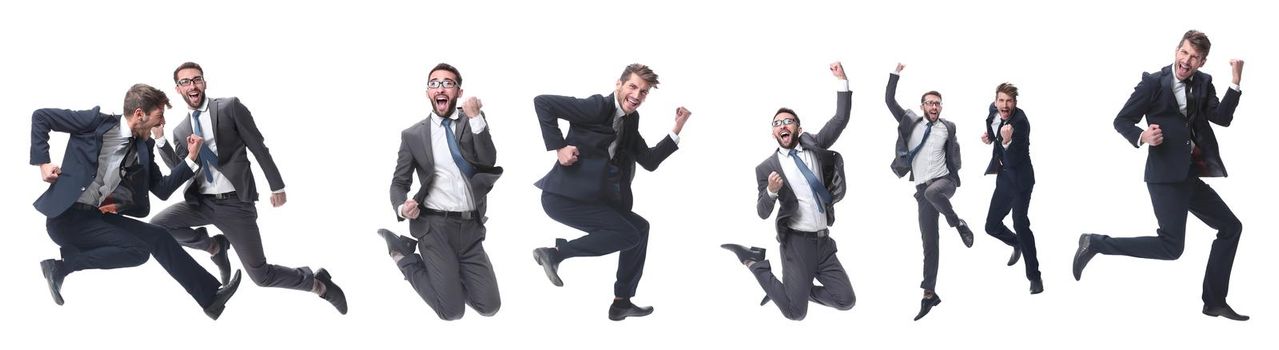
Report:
533,93,678,210
983,104,1035,190
1114,65,1240,183
31,108,194,218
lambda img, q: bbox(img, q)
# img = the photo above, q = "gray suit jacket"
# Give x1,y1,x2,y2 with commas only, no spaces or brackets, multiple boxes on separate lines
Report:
756,90,851,241
158,97,285,203
390,110,501,222
884,73,961,186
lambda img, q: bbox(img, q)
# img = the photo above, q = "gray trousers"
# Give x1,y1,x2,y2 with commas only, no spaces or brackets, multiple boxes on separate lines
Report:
748,230,855,320
398,213,501,320
915,177,960,291
150,196,314,291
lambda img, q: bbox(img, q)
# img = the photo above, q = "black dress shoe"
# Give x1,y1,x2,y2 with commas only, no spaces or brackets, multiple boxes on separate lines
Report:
532,247,563,287
207,231,232,286
913,295,942,321
1072,234,1099,281
720,244,765,265
40,259,65,306
956,221,974,248
204,270,242,320
377,228,417,258
1007,245,1021,266
608,299,654,321
316,268,348,315
1203,305,1250,321
1029,278,1044,295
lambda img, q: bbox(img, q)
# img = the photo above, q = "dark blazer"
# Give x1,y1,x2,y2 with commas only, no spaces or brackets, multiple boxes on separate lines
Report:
533,93,678,210
885,73,961,186
756,91,851,240
31,108,194,218
1114,65,1240,183
389,111,502,221
983,103,1035,190
158,97,285,203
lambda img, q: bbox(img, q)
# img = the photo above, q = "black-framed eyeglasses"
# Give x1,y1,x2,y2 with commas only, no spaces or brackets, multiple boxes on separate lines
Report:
771,118,797,127
177,76,205,87
922,101,942,107
427,79,458,89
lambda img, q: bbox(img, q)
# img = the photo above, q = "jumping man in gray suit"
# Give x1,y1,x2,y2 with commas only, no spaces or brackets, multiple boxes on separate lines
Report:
379,63,503,320
152,62,347,314
885,63,974,321
722,62,855,320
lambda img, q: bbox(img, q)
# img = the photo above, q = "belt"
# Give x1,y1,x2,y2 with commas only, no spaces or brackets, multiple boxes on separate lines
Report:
70,202,100,212
423,208,477,220
786,227,829,238
202,191,237,200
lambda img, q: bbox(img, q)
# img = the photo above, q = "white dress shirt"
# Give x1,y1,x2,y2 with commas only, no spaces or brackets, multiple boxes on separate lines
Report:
909,118,950,185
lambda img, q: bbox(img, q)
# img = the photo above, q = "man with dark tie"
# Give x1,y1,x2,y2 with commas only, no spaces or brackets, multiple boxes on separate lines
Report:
152,62,347,314
885,63,973,321
1073,30,1249,321
721,62,855,320
378,63,502,320
979,83,1042,294
530,63,692,321
32,84,241,319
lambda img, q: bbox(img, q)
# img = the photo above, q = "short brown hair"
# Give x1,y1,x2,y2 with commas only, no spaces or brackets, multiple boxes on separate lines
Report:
774,107,800,126
996,83,1019,100
123,84,171,115
429,63,462,86
619,63,659,87
920,91,942,104
1179,30,1211,58
173,62,204,83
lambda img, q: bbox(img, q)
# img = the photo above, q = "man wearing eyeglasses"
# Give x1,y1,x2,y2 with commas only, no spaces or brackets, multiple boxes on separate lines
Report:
721,62,854,320
1073,30,1249,321
885,63,972,321
151,62,348,315
979,83,1042,295
530,63,691,321
378,63,502,320
33,84,242,319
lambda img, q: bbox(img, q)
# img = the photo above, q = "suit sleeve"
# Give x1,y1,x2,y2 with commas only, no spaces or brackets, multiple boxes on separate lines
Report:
465,112,498,167
156,138,180,169
228,98,286,191
885,73,910,123
627,129,679,172
756,163,777,219
31,107,102,165
1114,74,1156,148
1003,113,1031,171
147,140,195,200
390,130,415,222
534,94,605,151
812,90,853,149
1203,76,1240,127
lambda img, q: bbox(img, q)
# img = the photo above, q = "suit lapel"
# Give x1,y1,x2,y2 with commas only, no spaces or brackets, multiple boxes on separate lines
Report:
416,119,434,170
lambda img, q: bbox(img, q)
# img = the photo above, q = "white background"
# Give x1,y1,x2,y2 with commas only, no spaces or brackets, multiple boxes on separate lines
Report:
1,0,1273,348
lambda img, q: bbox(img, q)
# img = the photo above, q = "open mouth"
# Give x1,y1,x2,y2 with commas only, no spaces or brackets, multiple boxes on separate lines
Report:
779,130,793,144
434,95,450,111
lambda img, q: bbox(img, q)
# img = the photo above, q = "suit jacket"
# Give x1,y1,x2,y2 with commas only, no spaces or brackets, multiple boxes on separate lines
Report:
1114,65,1240,183
885,73,961,186
533,93,678,210
158,97,284,203
389,111,502,221
31,108,194,218
983,103,1035,190
756,91,851,240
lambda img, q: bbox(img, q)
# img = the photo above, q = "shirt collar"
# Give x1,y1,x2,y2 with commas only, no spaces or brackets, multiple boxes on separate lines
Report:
777,143,806,156
191,98,209,113
612,94,627,119
430,110,460,126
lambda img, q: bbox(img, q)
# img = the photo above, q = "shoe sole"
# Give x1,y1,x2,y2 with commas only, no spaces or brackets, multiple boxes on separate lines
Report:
532,250,563,287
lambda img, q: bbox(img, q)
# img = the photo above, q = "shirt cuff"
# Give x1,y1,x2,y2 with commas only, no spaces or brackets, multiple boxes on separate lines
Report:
183,157,199,172
1230,84,1241,92
767,188,779,199
668,132,680,145
469,113,488,133
836,79,849,92
396,203,406,219
272,188,285,194
156,137,169,147
890,72,900,76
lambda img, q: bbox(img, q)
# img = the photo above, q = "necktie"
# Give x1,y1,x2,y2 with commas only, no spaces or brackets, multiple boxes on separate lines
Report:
789,149,832,213
907,121,934,163
191,110,219,182
995,118,1008,144
442,118,477,178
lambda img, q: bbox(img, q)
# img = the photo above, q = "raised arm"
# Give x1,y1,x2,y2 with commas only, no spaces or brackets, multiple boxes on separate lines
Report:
885,63,910,123
812,61,852,149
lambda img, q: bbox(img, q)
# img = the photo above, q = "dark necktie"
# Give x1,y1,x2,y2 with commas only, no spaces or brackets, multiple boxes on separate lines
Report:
907,121,934,163
789,149,832,213
191,110,219,182
441,118,477,178
995,118,1008,145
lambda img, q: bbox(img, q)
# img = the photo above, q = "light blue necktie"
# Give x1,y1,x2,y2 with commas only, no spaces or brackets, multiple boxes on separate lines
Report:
442,118,476,178
191,110,219,182
789,149,832,213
